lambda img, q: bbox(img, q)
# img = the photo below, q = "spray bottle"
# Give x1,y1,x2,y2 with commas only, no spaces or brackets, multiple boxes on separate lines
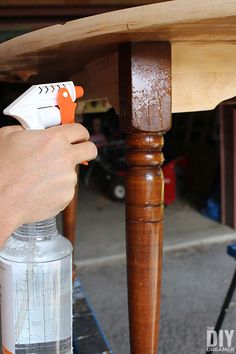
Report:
0,81,84,354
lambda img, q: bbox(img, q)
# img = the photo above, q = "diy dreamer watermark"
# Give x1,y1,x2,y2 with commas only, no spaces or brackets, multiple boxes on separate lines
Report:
206,328,235,352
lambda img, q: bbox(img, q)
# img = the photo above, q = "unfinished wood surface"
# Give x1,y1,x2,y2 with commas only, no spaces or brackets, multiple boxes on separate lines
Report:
74,42,236,113
0,0,236,112
172,43,236,112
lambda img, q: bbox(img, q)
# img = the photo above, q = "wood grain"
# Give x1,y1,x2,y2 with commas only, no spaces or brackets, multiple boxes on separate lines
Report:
0,0,236,84
172,43,236,112
125,133,165,354
120,42,171,354
1,0,235,112
119,42,171,133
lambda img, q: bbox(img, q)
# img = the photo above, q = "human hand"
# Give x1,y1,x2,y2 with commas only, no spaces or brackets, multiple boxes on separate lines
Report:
0,124,97,241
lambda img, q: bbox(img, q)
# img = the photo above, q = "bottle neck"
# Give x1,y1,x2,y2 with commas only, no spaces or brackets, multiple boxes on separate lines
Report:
13,217,58,241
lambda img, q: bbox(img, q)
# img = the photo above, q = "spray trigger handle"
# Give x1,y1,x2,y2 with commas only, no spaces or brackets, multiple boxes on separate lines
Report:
57,86,88,166
57,86,84,125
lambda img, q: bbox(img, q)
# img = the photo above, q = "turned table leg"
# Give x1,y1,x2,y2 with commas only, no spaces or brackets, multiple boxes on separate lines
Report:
119,42,171,354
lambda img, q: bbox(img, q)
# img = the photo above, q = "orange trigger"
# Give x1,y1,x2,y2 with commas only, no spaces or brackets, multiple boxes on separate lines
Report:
57,88,77,125
57,87,88,166
74,86,84,99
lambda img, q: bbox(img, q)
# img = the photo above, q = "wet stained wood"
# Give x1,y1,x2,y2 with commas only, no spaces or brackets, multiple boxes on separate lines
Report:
119,42,171,354
119,42,171,133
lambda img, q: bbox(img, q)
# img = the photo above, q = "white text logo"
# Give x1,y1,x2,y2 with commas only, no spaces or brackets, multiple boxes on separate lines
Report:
206,328,235,352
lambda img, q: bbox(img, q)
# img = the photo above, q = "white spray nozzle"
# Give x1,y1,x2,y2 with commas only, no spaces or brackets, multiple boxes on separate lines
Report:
3,81,78,130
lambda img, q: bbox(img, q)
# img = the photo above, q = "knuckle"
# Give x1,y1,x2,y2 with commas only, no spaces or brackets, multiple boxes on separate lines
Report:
84,128,90,140
89,142,98,158
76,123,90,140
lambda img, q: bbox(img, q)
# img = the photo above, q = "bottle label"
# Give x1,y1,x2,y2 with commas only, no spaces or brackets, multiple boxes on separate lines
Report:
0,257,72,353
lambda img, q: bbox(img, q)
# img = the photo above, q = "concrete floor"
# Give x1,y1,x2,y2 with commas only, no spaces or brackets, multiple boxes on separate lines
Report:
79,245,236,354
73,185,236,354
74,185,236,263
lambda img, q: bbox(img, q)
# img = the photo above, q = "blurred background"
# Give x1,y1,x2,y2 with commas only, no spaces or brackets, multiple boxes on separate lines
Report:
0,1,236,353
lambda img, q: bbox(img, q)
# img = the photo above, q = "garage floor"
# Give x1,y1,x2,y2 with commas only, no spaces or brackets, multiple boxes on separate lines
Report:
79,245,236,354
74,185,236,263
72,184,236,354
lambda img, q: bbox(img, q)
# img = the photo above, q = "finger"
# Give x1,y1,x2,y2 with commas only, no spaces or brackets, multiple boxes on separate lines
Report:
71,141,98,164
49,123,90,143
1,125,23,134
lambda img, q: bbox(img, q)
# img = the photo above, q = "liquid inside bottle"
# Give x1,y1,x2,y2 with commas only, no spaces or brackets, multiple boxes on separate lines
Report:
0,218,73,354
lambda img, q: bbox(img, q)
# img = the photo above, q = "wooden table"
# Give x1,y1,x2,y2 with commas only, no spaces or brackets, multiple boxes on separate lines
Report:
0,1,236,353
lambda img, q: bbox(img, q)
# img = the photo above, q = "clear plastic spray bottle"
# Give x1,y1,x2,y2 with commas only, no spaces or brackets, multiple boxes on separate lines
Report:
0,219,73,354
0,81,84,354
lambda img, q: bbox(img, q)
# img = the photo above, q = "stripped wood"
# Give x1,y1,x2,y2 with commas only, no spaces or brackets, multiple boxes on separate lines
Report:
0,0,236,112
